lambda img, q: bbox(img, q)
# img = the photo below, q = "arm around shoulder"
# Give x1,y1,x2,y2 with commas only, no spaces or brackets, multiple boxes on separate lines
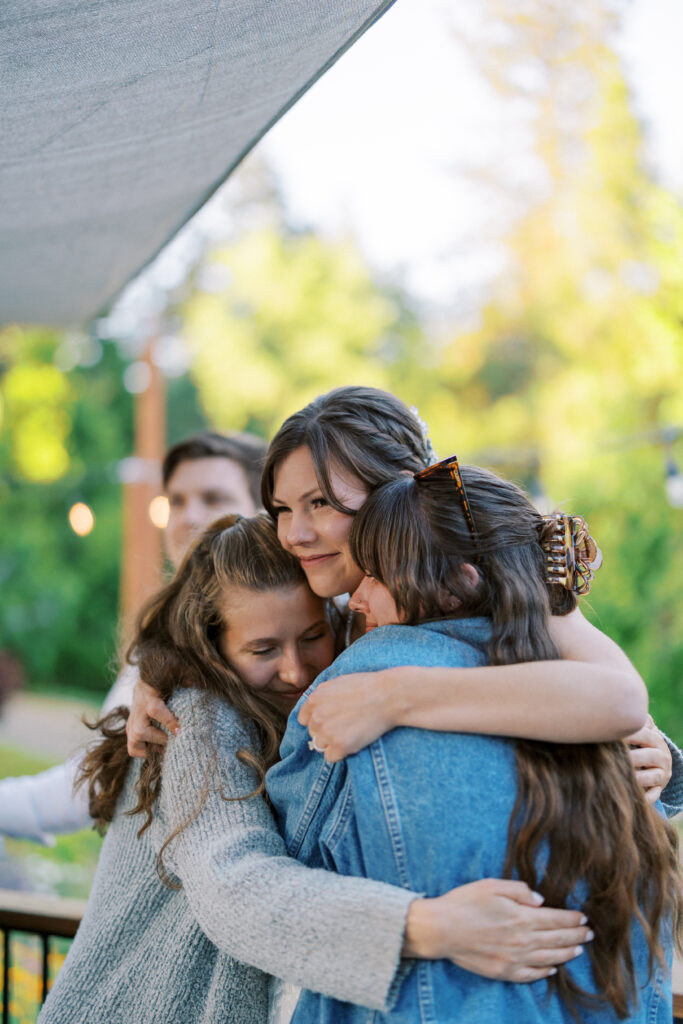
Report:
389,608,648,744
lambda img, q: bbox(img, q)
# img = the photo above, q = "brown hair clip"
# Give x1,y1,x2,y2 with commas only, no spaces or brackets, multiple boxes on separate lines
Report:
541,514,603,596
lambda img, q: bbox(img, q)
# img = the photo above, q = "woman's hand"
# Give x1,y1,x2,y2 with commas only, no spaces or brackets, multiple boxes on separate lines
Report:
298,670,396,762
126,678,180,757
626,714,672,803
404,879,592,982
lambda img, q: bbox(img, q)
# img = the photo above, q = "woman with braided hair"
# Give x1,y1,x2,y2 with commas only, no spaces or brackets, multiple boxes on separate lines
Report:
267,457,682,1022
127,386,682,992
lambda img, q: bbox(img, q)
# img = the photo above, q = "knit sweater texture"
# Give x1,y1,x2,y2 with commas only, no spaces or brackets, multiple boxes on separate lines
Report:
661,732,683,817
38,689,415,1024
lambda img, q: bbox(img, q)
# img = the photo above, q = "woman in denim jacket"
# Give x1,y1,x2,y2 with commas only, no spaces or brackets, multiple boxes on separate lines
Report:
267,459,681,1023
128,386,682,993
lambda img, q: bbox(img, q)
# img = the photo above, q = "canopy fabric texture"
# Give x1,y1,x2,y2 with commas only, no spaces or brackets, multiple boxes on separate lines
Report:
1,0,395,327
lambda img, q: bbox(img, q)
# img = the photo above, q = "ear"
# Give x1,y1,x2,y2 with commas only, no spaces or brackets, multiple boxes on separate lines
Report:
461,562,479,588
442,563,479,611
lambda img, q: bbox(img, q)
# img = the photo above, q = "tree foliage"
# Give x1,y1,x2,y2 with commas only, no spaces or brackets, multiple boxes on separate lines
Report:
181,228,427,438
427,1,683,735
0,329,132,698
1,1,681,739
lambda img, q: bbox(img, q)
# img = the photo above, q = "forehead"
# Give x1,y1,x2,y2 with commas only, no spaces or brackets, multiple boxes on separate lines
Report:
273,446,366,503
166,456,250,495
221,583,325,637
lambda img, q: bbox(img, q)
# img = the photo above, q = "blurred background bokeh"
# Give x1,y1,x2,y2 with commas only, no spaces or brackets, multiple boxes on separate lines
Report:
1,0,681,928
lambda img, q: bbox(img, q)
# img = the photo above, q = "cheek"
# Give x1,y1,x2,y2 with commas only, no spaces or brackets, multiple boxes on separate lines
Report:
165,512,180,536
276,517,290,550
328,514,354,555
233,656,270,691
312,639,335,672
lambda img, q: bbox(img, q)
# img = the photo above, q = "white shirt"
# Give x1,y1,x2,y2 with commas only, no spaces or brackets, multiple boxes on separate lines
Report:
0,664,138,845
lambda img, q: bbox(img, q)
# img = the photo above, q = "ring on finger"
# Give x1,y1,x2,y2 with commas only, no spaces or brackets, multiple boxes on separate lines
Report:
308,735,326,754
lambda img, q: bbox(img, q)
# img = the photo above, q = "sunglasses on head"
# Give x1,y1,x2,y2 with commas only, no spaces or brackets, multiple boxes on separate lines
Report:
414,455,479,549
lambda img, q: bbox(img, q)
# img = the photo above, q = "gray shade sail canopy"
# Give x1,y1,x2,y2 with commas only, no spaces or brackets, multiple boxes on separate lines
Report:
1,0,396,327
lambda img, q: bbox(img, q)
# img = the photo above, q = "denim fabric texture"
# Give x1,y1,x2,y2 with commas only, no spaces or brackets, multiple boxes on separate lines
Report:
266,617,673,1024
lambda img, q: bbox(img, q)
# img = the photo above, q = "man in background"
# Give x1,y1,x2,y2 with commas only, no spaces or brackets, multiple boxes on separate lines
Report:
0,430,265,845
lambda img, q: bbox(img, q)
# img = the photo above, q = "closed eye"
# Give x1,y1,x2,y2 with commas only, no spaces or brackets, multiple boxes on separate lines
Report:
301,630,327,644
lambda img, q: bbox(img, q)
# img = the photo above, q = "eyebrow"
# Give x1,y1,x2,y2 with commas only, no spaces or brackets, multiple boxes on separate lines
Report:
271,486,321,505
241,619,328,649
167,487,236,498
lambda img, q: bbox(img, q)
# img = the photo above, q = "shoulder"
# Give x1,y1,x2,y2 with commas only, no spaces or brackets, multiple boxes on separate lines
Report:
161,690,262,820
166,688,256,761
311,621,487,688
168,686,239,724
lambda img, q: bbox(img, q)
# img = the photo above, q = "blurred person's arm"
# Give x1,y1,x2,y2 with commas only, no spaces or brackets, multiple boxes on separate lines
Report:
0,664,138,844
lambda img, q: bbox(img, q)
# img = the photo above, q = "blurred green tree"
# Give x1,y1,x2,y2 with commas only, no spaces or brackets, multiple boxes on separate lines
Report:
426,1,683,735
0,328,133,699
181,227,431,439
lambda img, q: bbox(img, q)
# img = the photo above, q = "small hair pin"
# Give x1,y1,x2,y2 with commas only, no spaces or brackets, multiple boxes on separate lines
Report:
409,405,439,466
541,514,603,595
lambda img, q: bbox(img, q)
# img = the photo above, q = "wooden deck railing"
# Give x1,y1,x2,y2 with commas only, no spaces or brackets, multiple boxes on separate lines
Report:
1,887,682,1021
0,889,86,1023
674,953,683,1022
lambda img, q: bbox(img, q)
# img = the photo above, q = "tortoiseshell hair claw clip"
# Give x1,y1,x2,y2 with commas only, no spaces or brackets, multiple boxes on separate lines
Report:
541,513,603,596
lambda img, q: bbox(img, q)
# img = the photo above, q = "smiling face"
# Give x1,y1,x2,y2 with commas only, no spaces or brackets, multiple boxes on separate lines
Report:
219,582,335,708
165,457,258,568
349,575,401,629
271,446,368,598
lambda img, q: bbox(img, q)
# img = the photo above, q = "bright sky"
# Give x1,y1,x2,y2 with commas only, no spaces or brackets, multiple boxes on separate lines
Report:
255,0,683,314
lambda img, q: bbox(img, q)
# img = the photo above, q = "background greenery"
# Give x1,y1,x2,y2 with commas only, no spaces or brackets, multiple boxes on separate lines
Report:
0,0,681,736
0,747,102,897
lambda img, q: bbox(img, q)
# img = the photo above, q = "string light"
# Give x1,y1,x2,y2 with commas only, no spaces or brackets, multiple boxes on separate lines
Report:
148,495,170,529
661,427,683,509
68,502,95,536
664,457,683,509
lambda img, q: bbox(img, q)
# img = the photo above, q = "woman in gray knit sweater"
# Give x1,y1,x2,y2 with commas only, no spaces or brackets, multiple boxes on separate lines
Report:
43,513,579,1024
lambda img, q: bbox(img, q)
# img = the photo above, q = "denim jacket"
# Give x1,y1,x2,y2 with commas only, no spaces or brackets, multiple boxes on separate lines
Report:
266,618,672,1024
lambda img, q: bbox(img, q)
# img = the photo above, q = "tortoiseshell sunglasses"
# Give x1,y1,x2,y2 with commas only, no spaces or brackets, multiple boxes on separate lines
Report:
414,454,479,548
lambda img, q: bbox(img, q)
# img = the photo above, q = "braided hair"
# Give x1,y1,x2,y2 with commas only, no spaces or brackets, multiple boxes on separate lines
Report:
261,386,431,517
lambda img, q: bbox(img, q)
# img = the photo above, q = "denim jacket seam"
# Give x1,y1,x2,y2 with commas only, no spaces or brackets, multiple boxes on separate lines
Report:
370,742,435,1020
646,962,665,1024
416,961,437,1024
370,740,412,889
287,757,335,858
321,777,354,854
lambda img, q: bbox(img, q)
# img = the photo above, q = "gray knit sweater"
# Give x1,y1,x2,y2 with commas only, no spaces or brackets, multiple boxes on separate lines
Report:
38,689,415,1024
661,732,683,817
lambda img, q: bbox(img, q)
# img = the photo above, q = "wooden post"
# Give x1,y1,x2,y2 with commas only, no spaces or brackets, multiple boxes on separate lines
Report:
119,340,166,634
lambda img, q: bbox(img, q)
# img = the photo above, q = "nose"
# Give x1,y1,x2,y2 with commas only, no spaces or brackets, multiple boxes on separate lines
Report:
282,509,316,550
277,647,309,688
177,497,205,531
349,577,371,613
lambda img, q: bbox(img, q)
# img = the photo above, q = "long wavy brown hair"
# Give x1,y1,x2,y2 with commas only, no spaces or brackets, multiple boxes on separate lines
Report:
350,466,682,1020
78,514,318,879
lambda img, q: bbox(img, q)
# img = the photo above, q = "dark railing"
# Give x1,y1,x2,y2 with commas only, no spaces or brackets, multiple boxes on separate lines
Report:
0,889,86,1023
1,887,682,1022
675,953,683,1023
